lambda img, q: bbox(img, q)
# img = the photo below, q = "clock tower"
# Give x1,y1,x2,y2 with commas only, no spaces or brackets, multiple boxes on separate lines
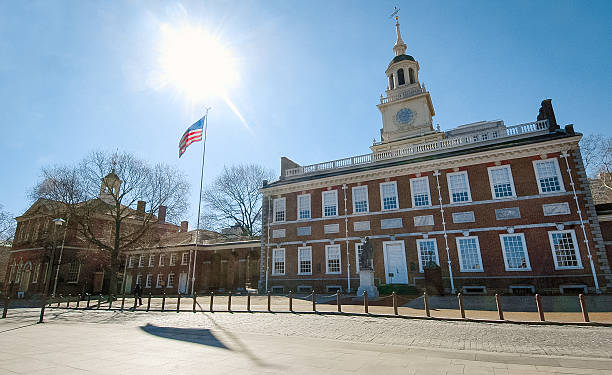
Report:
372,17,438,152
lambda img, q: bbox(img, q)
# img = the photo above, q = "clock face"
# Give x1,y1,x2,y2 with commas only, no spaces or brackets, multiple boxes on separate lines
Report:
395,108,415,126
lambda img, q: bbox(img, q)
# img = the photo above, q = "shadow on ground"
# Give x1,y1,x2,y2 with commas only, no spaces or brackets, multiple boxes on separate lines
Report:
140,323,229,349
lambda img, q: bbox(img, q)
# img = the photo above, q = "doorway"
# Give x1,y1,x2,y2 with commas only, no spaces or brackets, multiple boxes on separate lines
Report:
178,273,188,294
383,241,409,284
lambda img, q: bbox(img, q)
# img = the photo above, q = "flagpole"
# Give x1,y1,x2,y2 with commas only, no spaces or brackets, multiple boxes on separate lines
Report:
191,107,210,296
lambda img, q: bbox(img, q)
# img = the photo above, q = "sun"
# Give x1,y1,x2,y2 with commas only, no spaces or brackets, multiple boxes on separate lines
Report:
156,23,239,102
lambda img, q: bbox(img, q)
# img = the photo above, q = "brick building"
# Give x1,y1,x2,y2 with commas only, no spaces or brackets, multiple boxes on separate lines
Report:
258,20,611,295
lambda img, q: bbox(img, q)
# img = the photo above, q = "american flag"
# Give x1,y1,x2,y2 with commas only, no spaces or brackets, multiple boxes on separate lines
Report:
178,116,205,158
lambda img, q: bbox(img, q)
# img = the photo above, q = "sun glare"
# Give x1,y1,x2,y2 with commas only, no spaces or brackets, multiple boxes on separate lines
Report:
157,23,239,102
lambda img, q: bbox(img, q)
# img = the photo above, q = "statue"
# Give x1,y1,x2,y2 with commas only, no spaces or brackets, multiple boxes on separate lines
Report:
357,237,379,299
359,237,374,271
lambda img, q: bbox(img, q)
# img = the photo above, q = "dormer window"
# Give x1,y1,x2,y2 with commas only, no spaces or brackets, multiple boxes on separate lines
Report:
397,68,405,85
388,74,394,90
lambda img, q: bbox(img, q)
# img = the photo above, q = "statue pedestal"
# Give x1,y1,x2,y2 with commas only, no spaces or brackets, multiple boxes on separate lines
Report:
357,270,379,299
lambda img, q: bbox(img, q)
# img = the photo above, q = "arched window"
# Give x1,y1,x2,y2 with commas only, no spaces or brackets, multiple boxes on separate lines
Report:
409,68,415,84
388,74,394,90
397,69,405,85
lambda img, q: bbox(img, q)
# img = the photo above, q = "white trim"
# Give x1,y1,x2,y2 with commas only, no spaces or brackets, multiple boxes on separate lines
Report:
325,244,342,274
379,181,399,211
382,240,408,284
137,254,144,268
548,229,583,270
297,246,312,275
145,274,153,288
297,194,311,220
169,253,177,266
446,170,472,203
410,176,432,207
533,158,565,194
487,165,516,199
272,248,286,276
167,272,175,288
355,242,363,273
181,252,189,265
148,254,155,267
499,233,532,271
322,190,339,217
416,238,440,273
156,274,164,288
273,197,286,222
352,185,369,213
456,236,484,272
158,254,165,266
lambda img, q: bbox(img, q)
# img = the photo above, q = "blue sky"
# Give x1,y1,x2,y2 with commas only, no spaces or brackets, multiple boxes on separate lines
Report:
1,0,611,226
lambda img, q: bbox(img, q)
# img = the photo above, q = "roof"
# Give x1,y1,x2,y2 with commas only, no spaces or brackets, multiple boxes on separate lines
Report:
137,229,260,250
388,54,415,67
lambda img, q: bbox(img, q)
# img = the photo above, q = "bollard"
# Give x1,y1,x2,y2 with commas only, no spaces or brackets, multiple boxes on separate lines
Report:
66,294,71,308
535,294,545,321
120,294,126,311
38,297,47,323
247,293,251,312
86,293,91,309
364,290,369,314
57,295,62,308
337,291,342,312
192,292,197,313
161,292,166,312
147,293,151,312
312,292,317,312
210,292,214,312
392,292,398,316
108,295,114,310
424,292,430,317
177,294,181,313
77,294,81,309
458,293,465,319
227,291,232,312
2,297,9,318
579,294,590,322
97,294,102,309
289,291,293,312
495,293,504,320
267,291,271,312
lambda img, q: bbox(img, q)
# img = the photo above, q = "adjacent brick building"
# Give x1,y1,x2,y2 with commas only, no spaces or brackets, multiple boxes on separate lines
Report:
258,19,611,295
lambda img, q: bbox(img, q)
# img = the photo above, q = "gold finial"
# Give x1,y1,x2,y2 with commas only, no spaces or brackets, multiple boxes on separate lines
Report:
390,6,400,21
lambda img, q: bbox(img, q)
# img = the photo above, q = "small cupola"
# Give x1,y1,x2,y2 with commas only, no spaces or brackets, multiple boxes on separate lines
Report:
385,16,420,92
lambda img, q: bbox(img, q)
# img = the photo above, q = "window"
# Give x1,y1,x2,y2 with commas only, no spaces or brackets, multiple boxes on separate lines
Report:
273,197,286,222
325,245,342,274
397,68,405,85
500,233,531,271
416,239,439,272
42,263,49,285
181,252,189,265
297,194,311,219
446,171,472,203
488,165,516,199
272,248,285,275
380,181,398,210
128,256,135,268
148,254,155,267
169,253,176,266
463,286,486,295
410,177,431,207
408,68,415,84
145,274,153,288
456,236,484,272
533,159,564,194
138,255,144,268
8,263,16,283
32,264,40,284
167,273,175,288
136,274,143,286
14,264,22,284
355,243,363,273
352,186,369,213
509,285,535,295
67,261,81,283
159,254,165,266
322,190,338,217
388,74,394,90
548,230,582,269
560,285,587,295
297,285,312,293
298,247,312,275
326,285,342,293
271,286,284,294
156,274,164,288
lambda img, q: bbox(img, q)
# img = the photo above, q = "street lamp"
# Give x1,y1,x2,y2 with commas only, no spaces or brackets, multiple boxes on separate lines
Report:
52,218,67,298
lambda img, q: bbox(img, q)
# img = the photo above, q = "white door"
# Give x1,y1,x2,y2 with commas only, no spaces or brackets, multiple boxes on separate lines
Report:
383,241,409,284
124,274,132,293
178,273,188,294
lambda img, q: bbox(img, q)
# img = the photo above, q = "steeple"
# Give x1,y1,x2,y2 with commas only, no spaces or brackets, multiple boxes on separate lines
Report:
393,17,407,56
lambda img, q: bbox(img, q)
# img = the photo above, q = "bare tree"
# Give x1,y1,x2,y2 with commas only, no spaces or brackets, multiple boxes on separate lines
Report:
580,134,612,204
0,204,16,243
31,151,190,295
201,164,275,238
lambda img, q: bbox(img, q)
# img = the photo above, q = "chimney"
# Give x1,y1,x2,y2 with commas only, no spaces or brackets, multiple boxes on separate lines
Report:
158,206,167,223
180,221,188,232
137,201,146,214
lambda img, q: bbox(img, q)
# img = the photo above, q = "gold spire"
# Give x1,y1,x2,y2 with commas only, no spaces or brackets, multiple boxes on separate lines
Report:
393,15,407,56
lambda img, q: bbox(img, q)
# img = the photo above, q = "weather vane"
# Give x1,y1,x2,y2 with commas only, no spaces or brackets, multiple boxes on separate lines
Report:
390,6,400,20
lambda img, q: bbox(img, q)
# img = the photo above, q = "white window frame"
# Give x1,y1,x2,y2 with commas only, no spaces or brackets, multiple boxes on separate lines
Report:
148,254,155,267
410,177,432,207
297,194,311,220
272,248,286,276
499,233,532,271
273,197,286,222
322,190,338,217
533,158,565,194
169,253,176,266
446,171,472,203
297,246,312,275
355,242,363,273
145,274,153,288
159,254,165,266
32,263,40,284
156,274,164,288
128,256,135,268
138,255,144,268
325,244,342,274
379,181,399,211
136,274,143,286
487,165,517,199
416,238,440,273
67,262,81,283
167,273,175,288
456,236,484,272
181,252,189,265
352,185,369,214
548,230,583,270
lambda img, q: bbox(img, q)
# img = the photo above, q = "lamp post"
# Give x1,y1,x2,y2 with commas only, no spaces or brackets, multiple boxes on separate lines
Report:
51,218,67,298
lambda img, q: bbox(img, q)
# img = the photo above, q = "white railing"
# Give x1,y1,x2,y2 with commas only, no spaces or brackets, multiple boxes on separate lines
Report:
380,85,425,104
284,119,549,178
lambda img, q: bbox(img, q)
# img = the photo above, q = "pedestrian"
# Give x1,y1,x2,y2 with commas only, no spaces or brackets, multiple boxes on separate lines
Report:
133,283,143,307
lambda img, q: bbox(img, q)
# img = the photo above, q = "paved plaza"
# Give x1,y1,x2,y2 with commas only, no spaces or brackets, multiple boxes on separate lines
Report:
0,305,611,374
